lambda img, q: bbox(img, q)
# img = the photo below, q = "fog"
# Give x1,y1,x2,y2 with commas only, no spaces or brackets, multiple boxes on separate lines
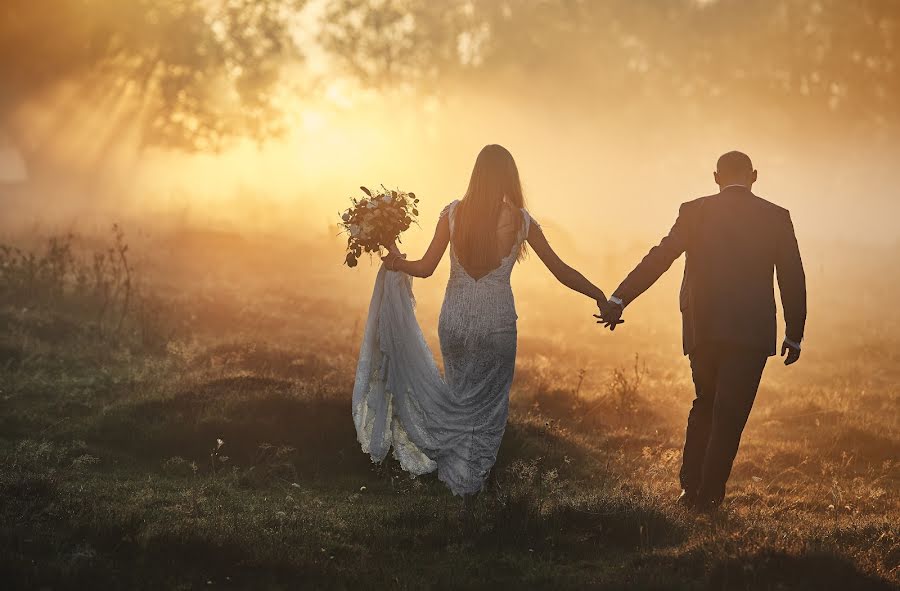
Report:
2,0,899,358
6,74,899,247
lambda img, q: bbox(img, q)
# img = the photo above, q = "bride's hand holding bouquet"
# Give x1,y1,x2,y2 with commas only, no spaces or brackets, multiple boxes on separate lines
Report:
381,240,406,271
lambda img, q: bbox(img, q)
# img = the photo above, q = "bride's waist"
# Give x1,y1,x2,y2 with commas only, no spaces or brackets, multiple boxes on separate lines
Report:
440,285,516,316
442,281,513,298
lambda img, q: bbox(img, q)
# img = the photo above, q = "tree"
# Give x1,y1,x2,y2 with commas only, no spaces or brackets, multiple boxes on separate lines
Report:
0,0,308,153
3,0,896,156
319,0,900,136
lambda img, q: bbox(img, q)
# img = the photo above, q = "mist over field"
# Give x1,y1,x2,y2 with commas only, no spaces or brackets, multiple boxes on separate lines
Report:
4,0,899,348
1,1,898,589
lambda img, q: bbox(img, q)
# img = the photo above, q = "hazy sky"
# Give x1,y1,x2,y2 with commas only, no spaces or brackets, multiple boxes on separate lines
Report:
3,0,898,255
124,87,899,254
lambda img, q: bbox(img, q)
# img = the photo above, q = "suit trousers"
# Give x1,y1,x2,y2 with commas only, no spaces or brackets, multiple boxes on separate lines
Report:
679,343,768,504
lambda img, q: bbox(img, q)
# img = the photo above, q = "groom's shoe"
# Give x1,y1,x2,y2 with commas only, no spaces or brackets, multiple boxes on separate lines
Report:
693,495,722,515
676,489,698,509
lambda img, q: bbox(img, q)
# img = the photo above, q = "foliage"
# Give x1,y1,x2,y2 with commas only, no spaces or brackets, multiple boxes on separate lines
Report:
338,186,419,267
0,225,170,350
321,0,900,136
1,0,308,152
4,0,898,155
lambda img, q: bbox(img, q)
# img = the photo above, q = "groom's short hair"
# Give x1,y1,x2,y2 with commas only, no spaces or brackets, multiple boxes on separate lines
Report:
717,151,754,177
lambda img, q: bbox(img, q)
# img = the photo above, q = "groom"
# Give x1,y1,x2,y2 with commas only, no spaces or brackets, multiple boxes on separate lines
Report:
598,151,807,510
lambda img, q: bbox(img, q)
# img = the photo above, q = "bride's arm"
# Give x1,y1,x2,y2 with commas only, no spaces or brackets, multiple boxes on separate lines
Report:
383,213,450,278
527,223,607,303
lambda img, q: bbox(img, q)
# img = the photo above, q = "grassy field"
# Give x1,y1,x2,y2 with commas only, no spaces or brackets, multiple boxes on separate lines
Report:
1,228,898,590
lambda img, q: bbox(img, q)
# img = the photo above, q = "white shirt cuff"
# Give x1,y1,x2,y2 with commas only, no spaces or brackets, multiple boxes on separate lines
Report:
784,338,802,350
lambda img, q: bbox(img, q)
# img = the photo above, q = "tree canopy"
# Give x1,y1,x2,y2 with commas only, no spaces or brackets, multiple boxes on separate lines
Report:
322,0,900,136
3,0,897,153
1,0,307,152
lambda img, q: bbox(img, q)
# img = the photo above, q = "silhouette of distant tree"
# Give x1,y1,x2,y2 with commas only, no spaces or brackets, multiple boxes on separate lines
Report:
2,0,897,155
321,0,900,135
0,0,307,152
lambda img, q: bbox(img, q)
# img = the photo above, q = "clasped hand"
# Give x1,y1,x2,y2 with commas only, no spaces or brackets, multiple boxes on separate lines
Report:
594,299,625,331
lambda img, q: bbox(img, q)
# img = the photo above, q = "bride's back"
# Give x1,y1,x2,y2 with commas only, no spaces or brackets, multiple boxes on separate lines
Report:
452,202,523,280
450,144,527,281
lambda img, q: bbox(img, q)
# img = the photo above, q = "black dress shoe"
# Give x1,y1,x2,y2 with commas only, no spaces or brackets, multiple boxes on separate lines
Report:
693,495,721,514
676,489,698,509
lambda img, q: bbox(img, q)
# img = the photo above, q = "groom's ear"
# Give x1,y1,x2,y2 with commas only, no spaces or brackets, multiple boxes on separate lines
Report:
713,170,720,186
751,170,758,184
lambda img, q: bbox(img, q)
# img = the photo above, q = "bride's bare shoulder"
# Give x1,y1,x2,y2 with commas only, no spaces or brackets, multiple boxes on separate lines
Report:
440,200,460,218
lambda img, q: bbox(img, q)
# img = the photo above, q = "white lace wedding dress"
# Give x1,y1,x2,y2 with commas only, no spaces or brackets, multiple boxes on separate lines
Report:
352,200,536,495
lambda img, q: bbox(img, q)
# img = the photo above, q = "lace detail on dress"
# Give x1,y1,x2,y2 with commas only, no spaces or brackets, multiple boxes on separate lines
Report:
352,201,535,495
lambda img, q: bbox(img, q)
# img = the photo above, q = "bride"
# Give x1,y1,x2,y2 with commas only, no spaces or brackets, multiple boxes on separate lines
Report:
352,144,609,497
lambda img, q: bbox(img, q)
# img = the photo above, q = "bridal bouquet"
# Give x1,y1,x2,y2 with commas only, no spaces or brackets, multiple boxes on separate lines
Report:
339,186,419,267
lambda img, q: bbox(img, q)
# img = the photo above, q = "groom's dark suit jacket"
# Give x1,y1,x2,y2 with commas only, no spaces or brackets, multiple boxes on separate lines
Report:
612,186,806,356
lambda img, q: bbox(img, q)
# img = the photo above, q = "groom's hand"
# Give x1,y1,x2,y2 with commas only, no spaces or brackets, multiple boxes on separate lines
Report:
781,340,801,365
594,299,624,331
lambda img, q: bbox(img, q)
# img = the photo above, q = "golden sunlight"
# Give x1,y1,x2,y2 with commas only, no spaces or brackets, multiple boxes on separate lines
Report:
1,1,898,588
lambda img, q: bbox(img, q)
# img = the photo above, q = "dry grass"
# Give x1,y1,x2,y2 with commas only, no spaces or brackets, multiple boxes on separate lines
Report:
0,228,897,590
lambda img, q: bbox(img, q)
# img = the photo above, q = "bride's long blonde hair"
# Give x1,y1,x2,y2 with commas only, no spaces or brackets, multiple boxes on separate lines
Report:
453,145,527,270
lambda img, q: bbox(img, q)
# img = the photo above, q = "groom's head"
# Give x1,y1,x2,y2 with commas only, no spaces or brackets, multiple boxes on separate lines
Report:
714,151,757,190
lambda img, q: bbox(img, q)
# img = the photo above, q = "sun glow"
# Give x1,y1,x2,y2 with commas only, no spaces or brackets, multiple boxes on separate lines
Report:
3,1,898,254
